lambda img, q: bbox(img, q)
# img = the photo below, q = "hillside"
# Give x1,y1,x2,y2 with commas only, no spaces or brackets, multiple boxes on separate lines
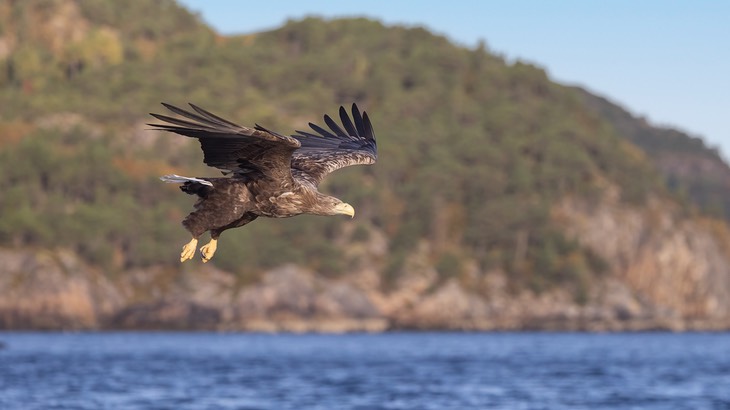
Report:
577,87,730,219
1,0,730,331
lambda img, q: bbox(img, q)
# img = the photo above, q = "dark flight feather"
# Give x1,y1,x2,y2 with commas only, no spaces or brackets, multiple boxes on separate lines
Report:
291,103,377,185
339,106,358,137
149,104,300,184
150,102,375,187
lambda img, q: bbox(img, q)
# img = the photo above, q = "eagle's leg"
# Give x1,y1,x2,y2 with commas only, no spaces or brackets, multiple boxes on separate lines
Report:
195,213,258,263
200,229,224,263
180,237,198,262
181,205,211,263
200,238,217,263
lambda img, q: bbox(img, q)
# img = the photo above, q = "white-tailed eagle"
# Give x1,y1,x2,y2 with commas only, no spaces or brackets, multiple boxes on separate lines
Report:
149,103,376,263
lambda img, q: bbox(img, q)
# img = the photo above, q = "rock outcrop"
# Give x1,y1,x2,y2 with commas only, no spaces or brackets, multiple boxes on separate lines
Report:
552,193,730,330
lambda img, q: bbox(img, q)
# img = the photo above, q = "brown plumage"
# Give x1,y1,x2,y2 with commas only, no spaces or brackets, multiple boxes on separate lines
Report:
148,103,376,262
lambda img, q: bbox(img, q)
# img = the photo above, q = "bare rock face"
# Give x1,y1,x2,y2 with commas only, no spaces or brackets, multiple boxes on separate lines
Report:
554,194,730,326
0,248,121,329
231,265,385,332
390,279,491,330
0,251,385,332
106,264,237,329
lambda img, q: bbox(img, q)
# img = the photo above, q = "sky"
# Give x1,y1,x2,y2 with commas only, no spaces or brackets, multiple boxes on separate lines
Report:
179,0,729,158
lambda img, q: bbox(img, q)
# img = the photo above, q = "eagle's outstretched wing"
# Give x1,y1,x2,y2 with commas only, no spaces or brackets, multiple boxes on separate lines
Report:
148,103,301,185
291,103,377,186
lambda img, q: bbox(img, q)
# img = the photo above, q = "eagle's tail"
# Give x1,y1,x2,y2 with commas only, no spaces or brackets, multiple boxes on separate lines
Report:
160,174,213,197
160,174,213,186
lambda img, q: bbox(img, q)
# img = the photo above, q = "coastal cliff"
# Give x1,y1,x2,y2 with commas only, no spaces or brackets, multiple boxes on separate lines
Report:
3,191,730,331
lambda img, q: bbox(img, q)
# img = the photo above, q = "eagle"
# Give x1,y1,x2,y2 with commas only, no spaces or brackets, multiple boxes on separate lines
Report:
149,103,376,263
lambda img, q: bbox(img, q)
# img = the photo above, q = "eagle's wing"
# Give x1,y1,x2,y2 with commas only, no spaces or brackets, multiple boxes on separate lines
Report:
290,103,377,186
149,103,301,185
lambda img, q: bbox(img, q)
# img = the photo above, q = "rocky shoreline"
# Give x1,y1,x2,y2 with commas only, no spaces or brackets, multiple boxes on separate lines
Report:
2,245,730,333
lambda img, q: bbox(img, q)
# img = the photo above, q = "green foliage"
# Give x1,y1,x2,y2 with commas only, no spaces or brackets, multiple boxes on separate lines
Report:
381,250,407,291
0,123,201,270
435,252,465,283
0,2,699,297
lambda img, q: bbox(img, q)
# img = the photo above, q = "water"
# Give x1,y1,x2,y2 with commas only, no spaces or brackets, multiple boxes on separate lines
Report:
1,332,729,410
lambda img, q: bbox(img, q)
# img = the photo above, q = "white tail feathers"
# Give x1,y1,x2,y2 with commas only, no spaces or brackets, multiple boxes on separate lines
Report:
160,174,213,186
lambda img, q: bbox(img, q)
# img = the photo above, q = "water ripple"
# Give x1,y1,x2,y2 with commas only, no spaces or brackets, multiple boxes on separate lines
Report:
0,332,729,409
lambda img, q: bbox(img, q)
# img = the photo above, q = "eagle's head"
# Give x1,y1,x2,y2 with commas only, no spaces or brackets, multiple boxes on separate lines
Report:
315,195,355,218
333,201,355,218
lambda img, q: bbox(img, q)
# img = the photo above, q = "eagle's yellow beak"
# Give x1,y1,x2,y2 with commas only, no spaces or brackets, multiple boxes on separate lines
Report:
335,203,355,218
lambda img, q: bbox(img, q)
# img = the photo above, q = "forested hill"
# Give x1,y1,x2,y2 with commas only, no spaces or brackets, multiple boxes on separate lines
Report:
2,0,730,330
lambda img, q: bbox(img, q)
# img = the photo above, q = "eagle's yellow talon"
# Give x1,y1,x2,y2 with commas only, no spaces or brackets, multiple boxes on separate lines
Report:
200,238,218,263
180,238,198,262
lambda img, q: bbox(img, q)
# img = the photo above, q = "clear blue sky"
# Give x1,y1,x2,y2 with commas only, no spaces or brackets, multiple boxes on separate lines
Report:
179,0,729,158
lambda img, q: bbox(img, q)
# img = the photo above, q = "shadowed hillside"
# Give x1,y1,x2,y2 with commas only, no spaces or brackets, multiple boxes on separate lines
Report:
576,87,730,219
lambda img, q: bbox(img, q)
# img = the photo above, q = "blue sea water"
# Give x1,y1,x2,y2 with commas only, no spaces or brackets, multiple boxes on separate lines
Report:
0,332,729,410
